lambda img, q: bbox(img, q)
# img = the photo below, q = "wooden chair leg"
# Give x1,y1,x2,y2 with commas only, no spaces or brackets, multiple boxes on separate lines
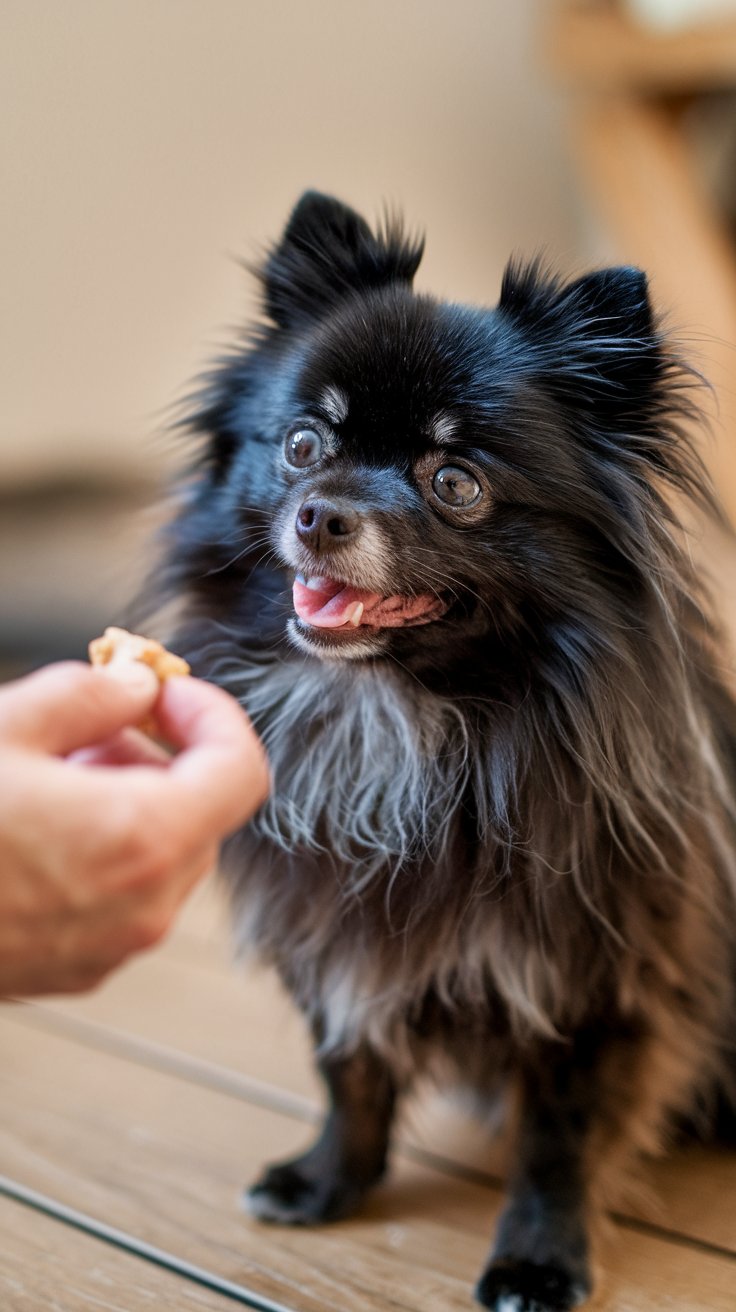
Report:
571,93,736,524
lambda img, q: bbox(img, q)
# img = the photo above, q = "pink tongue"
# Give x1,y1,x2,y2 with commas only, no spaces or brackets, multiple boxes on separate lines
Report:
293,577,440,629
293,577,381,629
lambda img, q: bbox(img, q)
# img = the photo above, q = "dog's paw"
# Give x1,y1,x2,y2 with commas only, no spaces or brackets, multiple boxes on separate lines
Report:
475,1260,590,1312
244,1160,364,1225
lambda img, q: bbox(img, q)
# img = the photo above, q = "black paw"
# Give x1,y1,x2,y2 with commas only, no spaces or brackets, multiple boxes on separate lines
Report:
475,1260,590,1312
244,1159,366,1225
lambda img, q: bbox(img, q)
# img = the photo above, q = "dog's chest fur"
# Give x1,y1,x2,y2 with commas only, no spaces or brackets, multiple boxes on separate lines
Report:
219,654,596,1059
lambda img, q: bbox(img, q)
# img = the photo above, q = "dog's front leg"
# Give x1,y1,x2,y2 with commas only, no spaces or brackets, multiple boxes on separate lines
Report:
246,1042,397,1224
475,1033,602,1312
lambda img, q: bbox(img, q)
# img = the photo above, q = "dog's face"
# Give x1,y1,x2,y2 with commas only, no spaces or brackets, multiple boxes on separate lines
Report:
266,288,514,667
188,193,671,684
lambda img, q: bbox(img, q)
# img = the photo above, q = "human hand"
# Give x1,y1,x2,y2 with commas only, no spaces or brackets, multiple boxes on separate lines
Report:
0,660,269,996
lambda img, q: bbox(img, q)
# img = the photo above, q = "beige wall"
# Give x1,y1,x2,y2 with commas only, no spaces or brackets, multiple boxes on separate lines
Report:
1,0,580,485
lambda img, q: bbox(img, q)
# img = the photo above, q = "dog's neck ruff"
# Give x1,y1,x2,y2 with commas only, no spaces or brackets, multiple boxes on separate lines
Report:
223,655,475,885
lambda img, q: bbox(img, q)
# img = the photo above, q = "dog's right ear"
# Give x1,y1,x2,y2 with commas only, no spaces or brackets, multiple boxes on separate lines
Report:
261,192,423,331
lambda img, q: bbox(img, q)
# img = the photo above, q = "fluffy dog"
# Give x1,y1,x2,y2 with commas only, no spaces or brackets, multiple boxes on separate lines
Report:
150,193,736,1310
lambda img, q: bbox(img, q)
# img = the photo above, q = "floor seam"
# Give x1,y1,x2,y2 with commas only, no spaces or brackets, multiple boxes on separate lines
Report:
0,1174,299,1312
10,1002,736,1268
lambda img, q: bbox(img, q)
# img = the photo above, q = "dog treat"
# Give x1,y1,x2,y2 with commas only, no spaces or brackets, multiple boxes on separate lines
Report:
88,626,191,681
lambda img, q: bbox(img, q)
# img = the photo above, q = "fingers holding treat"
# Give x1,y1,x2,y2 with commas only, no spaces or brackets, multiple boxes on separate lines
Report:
87,625,269,836
88,626,191,738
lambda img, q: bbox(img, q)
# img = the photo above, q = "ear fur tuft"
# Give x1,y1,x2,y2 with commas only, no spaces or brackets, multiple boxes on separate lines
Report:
260,191,424,330
499,259,664,427
500,260,653,342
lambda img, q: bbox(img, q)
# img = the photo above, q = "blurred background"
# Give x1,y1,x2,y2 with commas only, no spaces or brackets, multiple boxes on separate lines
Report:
3,0,736,676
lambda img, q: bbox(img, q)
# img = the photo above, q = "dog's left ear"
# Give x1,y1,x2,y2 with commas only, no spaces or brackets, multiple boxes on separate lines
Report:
501,262,654,346
500,262,663,427
261,191,424,331
555,266,653,341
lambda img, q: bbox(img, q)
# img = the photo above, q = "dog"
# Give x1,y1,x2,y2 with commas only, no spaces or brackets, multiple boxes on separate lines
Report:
149,192,736,1310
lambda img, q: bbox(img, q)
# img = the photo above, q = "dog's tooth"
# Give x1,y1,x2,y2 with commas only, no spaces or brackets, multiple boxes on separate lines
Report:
304,575,327,591
349,602,364,627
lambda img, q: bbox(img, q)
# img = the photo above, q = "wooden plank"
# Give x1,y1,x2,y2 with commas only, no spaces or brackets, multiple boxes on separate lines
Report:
0,1194,241,1311
39,947,321,1102
545,0,736,91
0,1013,493,1312
1,1012,735,1311
32,941,736,1257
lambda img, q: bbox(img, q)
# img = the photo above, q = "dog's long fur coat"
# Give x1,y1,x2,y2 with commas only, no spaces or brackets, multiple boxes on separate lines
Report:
148,193,736,1311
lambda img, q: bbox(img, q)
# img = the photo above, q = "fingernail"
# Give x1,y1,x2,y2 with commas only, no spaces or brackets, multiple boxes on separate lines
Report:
99,661,160,696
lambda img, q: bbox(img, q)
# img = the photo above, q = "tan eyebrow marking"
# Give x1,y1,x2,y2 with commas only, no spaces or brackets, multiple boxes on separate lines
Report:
320,385,349,425
429,411,459,444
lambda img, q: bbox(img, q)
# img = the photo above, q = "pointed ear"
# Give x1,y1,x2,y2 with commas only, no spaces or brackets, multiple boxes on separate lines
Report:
500,262,662,425
558,266,651,330
261,191,424,331
501,262,653,340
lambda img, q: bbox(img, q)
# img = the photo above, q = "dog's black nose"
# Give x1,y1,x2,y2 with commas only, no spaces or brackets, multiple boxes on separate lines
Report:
295,498,360,553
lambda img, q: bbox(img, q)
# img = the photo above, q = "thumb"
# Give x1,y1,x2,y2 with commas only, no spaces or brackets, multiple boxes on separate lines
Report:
0,660,161,756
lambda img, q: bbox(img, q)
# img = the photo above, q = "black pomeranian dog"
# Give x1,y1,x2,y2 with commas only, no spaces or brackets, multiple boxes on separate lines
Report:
149,193,736,1311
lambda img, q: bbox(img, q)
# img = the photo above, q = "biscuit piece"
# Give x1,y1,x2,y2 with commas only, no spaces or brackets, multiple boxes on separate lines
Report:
89,626,191,681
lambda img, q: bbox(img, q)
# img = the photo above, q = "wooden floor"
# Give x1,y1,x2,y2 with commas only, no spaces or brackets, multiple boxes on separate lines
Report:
0,876,734,1312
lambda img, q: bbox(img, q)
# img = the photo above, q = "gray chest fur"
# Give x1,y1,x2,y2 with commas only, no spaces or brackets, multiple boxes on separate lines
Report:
218,657,569,1055
241,660,470,874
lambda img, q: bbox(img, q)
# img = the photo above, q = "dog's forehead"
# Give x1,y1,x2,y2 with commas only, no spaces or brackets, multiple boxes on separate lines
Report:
296,292,492,445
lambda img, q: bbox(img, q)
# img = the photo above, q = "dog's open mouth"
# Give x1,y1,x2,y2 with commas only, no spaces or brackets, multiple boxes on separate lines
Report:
293,574,448,632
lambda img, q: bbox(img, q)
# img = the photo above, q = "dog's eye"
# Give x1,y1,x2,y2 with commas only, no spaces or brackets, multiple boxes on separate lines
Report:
285,429,323,468
432,465,481,508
